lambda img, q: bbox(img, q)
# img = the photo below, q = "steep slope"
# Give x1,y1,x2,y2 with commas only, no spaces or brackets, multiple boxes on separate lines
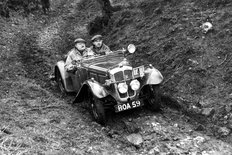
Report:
1,0,232,154
104,0,232,133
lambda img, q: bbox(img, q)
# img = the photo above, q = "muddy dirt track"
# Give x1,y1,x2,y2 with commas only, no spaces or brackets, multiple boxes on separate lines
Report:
1,0,232,154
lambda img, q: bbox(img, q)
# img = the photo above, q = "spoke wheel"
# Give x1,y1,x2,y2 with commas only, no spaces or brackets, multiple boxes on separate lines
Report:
55,70,66,94
89,93,106,125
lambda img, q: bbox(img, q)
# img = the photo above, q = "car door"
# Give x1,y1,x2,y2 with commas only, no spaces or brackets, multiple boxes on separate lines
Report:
70,67,88,93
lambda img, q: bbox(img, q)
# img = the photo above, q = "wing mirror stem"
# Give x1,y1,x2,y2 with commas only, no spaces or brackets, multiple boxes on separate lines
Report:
122,48,126,58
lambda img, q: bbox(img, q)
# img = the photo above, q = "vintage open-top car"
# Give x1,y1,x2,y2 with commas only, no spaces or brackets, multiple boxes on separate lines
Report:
54,44,164,125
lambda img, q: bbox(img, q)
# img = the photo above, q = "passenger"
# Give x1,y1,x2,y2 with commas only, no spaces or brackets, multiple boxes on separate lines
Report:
90,35,111,55
65,38,94,72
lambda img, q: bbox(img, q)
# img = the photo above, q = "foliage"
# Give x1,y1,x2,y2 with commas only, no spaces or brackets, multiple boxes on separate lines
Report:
100,0,232,129
0,0,50,17
195,0,231,8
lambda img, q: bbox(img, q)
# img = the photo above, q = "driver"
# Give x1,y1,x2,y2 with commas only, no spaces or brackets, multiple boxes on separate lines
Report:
65,38,94,72
90,35,111,55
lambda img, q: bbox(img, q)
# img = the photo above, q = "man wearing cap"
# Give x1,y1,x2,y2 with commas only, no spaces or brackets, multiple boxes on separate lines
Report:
90,35,111,55
65,38,94,72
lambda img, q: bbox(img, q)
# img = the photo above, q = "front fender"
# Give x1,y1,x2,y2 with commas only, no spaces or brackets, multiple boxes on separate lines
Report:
55,61,66,80
73,79,108,103
55,60,74,92
144,66,163,85
86,79,108,98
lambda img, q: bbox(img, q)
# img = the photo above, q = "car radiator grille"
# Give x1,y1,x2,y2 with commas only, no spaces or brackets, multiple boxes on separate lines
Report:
114,70,135,98
114,71,124,82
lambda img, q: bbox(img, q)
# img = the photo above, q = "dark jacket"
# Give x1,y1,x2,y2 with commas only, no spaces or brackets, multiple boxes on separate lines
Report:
90,43,111,55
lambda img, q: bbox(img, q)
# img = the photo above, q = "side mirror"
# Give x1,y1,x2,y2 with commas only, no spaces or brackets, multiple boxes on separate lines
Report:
127,44,136,54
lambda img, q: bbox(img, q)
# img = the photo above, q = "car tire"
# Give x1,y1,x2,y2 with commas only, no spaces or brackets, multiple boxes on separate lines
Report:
145,85,161,111
55,70,66,94
90,95,106,125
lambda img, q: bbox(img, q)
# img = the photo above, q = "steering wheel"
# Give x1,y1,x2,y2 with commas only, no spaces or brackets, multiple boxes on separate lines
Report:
83,54,93,59
115,48,126,53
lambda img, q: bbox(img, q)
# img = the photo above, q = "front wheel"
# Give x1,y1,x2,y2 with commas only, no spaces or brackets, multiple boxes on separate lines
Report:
89,93,106,125
145,85,161,111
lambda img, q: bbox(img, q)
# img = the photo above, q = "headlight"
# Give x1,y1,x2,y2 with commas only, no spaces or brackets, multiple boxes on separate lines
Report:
118,82,128,94
130,79,140,91
127,44,136,54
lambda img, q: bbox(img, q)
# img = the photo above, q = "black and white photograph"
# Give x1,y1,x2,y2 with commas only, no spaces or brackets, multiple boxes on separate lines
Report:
0,0,232,154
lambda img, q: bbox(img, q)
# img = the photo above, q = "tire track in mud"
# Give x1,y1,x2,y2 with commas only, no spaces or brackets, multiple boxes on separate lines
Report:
18,34,49,79
16,1,73,91
16,24,62,93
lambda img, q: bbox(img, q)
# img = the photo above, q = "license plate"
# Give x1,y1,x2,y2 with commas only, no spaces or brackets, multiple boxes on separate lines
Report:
133,65,145,78
115,100,143,112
